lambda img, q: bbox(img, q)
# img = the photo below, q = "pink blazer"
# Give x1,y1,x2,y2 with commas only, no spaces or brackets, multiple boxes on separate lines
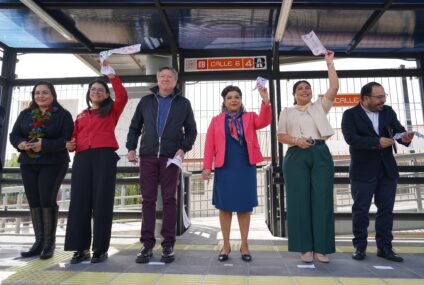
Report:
203,101,272,170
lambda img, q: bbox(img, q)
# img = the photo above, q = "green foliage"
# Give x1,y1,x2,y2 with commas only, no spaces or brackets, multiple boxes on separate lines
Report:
1,154,22,206
2,153,20,181
5,153,19,167
115,172,141,205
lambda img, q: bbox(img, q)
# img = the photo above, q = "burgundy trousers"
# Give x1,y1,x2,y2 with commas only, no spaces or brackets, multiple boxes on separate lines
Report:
139,155,180,249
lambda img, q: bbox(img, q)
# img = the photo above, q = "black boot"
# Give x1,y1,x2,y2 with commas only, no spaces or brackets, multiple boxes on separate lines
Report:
40,206,58,260
21,208,44,258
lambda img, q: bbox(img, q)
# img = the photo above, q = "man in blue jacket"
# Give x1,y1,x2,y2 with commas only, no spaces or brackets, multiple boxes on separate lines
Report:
341,82,414,262
126,66,197,264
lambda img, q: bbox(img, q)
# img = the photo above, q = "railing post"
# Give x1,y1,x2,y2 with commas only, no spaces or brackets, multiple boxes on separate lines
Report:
15,192,22,234
120,185,126,208
410,158,423,212
176,172,191,236
2,192,7,208
59,188,66,229
0,192,5,232
265,164,284,237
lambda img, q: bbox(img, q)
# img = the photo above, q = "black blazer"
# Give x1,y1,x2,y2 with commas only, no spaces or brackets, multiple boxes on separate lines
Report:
9,104,74,165
341,104,409,182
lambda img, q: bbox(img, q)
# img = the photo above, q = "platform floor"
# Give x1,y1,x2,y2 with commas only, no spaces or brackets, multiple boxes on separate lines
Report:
0,215,423,285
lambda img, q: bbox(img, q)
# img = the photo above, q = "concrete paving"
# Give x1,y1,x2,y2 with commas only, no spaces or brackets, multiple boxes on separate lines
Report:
0,215,423,284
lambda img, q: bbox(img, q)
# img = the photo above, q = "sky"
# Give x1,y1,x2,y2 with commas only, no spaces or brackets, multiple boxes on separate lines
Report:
15,54,98,79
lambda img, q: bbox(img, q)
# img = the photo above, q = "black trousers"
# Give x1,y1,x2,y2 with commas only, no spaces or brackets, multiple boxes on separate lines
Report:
64,148,119,252
351,167,397,250
20,163,69,208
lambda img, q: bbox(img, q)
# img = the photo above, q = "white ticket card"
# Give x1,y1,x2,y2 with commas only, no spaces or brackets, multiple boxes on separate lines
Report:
301,31,327,56
99,44,141,62
253,76,268,90
99,44,141,74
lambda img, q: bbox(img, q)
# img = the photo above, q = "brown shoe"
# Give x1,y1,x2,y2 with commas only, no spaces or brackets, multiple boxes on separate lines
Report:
314,253,330,263
300,251,313,263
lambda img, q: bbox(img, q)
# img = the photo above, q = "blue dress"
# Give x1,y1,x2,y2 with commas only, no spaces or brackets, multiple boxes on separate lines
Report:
213,117,258,212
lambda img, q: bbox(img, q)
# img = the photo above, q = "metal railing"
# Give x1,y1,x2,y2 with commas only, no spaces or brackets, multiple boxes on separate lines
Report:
265,164,424,237
3,163,424,238
0,167,191,236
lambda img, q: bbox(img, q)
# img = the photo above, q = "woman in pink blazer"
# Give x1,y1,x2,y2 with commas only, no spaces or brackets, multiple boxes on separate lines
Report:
202,85,271,262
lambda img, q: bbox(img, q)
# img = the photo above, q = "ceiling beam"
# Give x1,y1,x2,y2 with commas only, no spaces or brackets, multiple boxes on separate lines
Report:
275,0,293,43
4,2,422,10
154,0,179,70
0,42,11,50
9,47,170,54
2,1,424,10
129,55,145,71
345,0,394,55
19,0,95,52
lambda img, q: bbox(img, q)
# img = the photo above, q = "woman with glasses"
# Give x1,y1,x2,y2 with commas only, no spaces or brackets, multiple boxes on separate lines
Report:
64,69,128,264
277,51,339,263
9,81,74,260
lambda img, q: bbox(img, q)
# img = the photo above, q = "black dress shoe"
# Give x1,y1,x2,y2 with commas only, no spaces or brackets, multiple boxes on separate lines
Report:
352,248,366,260
377,247,403,262
91,251,108,263
218,253,229,262
70,250,90,264
240,247,252,262
136,247,153,264
160,246,175,263
218,249,230,262
241,253,252,262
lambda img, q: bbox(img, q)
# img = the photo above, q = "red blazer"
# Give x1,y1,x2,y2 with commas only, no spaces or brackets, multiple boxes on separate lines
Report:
72,76,128,153
203,101,272,170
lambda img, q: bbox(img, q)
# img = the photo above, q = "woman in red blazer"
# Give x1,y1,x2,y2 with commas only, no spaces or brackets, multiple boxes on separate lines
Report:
64,70,128,264
202,85,271,262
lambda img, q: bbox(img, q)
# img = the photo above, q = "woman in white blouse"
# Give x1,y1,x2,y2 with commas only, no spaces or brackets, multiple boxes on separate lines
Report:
277,51,339,263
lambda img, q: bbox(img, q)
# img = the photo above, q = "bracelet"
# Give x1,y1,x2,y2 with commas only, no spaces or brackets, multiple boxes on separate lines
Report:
326,61,334,66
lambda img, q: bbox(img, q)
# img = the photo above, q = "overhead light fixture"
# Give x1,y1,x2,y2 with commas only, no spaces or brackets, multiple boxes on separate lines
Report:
20,0,75,41
275,0,293,42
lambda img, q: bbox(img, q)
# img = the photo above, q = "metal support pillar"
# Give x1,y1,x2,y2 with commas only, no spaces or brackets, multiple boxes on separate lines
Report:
400,65,413,131
0,48,17,175
416,56,424,124
264,42,286,237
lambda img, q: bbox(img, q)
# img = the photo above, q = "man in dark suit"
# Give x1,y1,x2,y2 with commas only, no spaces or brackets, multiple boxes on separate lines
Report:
341,82,414,262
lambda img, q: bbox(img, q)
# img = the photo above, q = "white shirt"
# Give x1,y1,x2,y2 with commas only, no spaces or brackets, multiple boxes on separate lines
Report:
361,103,379,135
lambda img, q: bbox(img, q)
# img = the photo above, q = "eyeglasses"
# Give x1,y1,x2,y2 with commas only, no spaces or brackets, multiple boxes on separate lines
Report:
369,94,388,100
34,91,52,96
90,87,106,94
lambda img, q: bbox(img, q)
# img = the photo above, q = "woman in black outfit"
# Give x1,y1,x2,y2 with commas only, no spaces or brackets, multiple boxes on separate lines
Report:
10,81,74,259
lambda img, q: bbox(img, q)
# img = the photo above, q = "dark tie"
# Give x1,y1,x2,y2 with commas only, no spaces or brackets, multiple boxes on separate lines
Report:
387,128,397,154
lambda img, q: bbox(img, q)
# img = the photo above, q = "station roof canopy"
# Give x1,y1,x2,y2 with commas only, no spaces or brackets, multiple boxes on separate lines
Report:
1,1,424,75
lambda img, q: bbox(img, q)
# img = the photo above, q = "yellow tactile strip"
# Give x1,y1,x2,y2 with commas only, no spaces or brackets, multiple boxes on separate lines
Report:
117,242,424,254
6,251,73,272
1,244,423,284
4,270,75,284
62,272,117,285
4,273,423,285
108,273,160,285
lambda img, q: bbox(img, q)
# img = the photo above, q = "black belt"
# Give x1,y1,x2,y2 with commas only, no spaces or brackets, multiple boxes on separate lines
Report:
308,139,326,145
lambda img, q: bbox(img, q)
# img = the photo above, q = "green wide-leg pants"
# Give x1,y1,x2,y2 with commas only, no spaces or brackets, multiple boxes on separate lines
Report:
283,144,335,254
